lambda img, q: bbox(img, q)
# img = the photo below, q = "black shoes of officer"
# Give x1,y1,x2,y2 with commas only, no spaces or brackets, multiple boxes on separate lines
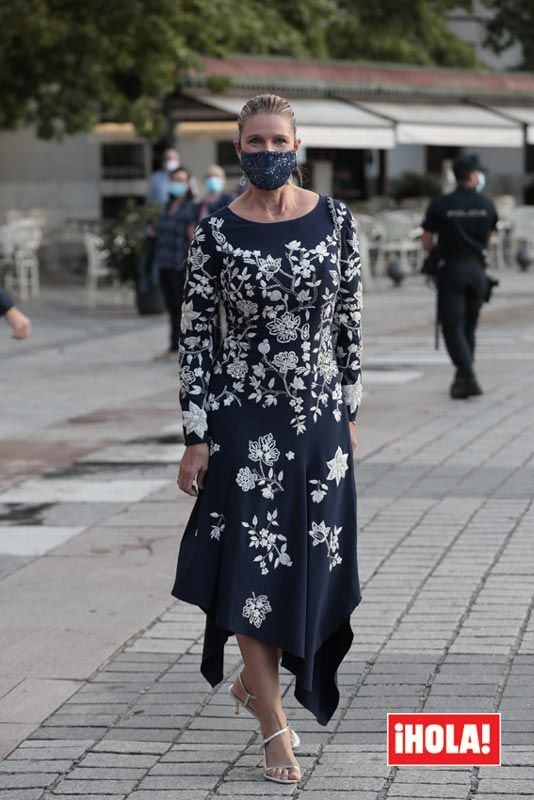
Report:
450,371,483,399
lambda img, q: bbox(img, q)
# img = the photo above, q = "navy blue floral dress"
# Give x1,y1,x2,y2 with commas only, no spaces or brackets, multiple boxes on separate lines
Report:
171,195,363,725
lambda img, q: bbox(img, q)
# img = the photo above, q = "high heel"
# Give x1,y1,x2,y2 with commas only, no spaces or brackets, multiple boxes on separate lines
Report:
227,672,301,750
262,726,301,784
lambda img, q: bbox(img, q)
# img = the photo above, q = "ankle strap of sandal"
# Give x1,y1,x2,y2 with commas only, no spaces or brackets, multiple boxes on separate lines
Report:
263,726,289,746
238,672,255,705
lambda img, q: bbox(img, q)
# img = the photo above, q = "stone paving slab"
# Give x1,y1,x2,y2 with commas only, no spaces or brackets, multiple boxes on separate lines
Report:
1,277,534,797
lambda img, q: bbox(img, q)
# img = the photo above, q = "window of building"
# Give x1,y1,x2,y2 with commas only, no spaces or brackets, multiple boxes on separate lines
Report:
101,195,145,220
100,143,147,180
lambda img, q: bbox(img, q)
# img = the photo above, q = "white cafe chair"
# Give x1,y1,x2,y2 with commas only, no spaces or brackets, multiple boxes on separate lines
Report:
373,210,423,276
83,232,121,307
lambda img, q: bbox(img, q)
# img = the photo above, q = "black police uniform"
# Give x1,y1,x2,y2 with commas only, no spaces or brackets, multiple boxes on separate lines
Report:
422,186,498,388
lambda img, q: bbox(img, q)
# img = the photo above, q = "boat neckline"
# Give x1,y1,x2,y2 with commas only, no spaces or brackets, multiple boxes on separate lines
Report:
223,194,324,224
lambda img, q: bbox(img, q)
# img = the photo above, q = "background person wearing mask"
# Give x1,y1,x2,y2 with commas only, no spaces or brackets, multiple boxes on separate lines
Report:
151,166,197,359
0,288,31,339
197,165,234,221
421,152,498,400
147,148,181,208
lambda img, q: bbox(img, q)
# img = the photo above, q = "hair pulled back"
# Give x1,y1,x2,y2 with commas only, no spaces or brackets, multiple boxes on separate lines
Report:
238,94,303,187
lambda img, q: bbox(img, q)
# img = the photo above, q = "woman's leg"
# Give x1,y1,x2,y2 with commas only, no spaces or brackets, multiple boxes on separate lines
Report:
235,633,300,781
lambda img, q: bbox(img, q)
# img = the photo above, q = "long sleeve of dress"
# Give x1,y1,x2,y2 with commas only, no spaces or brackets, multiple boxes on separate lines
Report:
0,288,14,317
178,221,220,445
333,202,363,422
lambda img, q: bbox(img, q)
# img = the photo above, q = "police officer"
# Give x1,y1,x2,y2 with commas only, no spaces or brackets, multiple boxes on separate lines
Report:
422,153,498,399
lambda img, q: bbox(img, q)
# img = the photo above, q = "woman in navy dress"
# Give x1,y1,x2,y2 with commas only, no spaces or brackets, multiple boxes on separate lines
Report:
172,94,363,784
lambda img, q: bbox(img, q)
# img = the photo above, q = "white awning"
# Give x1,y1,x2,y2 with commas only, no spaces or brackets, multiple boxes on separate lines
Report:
188,94,396,149
488,106,534,145
356,101,523,148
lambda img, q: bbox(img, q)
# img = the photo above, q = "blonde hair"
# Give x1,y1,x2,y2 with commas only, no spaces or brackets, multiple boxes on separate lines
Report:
205,164,226,179
237,94,302,185
237,94,297,139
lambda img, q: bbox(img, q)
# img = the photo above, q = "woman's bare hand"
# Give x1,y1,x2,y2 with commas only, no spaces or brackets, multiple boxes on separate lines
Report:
349,421,358,451
5,307,31,339
177,443,209,496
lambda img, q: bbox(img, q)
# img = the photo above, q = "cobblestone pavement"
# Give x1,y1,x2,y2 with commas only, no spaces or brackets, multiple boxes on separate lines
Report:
0,275,533,798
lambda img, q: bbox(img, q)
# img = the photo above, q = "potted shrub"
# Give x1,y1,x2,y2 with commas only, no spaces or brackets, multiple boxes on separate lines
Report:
104,199,164,314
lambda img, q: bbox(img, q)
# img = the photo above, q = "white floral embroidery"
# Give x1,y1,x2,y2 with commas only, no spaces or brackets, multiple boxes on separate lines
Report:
242,592,272,628
236,298,258,317
182,402,208,439
257,254,282,279
178,364,196,394
180,299,201,335
313,241,329,262
242,509,292,575
342,378,363,414
326,446,349,485
236,466,257,492
249,433,280,467
178,199,362,444
272,351,299,374
236,434,284,498
188,244,211,271
209,440,220,456
309,478,329,503
266,312,301,343
309,520,343,571
209,512,225,541
285,451,295,461
227,360,248,379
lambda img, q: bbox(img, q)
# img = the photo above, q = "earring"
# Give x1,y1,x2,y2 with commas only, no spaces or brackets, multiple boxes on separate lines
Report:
239,172,248,188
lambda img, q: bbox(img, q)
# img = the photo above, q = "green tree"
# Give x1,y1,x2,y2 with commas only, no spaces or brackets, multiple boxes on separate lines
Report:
0,0,481,140
326,0,479,68
482,0,534,70
0,0,334,139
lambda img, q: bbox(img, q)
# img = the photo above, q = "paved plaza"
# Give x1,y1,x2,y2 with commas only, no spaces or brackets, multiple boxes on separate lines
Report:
0,273,533,799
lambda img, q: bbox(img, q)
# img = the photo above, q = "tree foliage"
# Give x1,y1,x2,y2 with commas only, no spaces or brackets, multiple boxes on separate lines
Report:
0,0,334,138
482,0,534,70
326,0,479,68
0,0,481,140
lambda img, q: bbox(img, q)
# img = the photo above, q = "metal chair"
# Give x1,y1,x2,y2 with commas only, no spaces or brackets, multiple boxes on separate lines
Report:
510,206,534,257
0,220,42,300
373,210,423,276
83,232,120,307
353,212,383,277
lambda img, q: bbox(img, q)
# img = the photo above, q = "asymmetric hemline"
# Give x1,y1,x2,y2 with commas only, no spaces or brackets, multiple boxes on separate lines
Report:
171,195,363,725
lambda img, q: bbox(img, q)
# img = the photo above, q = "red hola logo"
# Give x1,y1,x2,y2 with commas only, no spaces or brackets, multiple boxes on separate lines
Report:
387,713,501,766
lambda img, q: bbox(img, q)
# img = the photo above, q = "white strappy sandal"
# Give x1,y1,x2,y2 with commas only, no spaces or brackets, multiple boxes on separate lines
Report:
262,725,302,784
228,672,301,750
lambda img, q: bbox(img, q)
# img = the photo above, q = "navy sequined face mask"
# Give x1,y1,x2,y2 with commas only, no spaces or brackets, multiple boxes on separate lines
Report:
240,150,297,190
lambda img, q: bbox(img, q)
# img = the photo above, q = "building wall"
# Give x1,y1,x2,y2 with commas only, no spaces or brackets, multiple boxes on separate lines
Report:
476,146,526,197
0,128,101,223
0,127,151,224
178,139,217,188
0,125,529,226
387,144,426,179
